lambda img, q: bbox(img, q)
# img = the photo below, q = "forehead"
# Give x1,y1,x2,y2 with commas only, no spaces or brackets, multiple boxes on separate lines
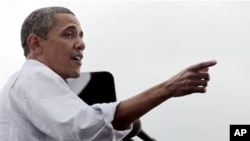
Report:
52,13,82,31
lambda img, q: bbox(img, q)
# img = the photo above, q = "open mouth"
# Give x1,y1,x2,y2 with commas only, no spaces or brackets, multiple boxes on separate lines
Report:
71,54,83,62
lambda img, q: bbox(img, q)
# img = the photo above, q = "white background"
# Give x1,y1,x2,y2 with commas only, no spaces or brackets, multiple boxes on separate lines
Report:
0,0,250,140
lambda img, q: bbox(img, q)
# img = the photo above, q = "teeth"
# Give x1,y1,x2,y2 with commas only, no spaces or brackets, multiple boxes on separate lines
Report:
71,55,82,61
74,56,81,61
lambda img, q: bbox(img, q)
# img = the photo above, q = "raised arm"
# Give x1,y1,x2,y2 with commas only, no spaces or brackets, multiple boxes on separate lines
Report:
112,60,217,130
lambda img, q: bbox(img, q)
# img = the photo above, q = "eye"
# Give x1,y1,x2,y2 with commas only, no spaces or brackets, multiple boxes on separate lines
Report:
65,31,73,38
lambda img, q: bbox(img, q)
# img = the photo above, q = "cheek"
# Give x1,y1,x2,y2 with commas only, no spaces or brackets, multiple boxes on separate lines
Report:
43,39,73,63
50,42,69,56
59,49,73,67
56,49,70,64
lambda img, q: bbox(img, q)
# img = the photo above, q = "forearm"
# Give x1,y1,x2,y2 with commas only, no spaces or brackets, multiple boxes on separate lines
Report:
112,82,171,130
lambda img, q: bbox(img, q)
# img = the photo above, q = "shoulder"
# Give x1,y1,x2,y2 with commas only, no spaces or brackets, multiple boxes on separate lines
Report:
20,60,66,86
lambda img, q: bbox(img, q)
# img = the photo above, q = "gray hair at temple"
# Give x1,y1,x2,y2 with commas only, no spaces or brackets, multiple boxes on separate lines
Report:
21,6,75,57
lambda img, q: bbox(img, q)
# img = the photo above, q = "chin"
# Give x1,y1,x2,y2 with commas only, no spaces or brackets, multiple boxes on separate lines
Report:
69,72,80,79
63,71,81,79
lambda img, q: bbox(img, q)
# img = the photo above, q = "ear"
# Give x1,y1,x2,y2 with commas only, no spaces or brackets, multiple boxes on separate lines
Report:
26,34,42,54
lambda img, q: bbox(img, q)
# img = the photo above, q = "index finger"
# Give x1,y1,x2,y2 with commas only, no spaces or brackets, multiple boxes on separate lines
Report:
189,60,217,71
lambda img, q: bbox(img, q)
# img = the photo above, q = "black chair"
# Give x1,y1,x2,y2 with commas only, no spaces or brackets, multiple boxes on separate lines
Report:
67,71,156,141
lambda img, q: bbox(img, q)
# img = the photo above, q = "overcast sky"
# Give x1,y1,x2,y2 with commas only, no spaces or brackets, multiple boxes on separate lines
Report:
1,0,250,140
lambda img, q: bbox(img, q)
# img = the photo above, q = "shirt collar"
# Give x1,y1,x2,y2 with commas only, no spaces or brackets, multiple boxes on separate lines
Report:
22,59,48,69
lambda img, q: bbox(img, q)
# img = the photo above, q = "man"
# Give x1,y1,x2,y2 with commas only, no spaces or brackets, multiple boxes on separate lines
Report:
0,6,217,141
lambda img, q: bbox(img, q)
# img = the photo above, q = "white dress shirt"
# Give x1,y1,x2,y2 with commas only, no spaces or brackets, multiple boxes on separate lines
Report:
0,60,131,141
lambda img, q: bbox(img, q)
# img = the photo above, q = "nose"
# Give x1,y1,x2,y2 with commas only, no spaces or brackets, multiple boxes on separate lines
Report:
75,38,85,51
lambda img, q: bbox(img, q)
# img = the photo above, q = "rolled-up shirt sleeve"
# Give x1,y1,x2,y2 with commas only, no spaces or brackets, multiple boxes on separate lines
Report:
91,103,133,140
14,65,131,141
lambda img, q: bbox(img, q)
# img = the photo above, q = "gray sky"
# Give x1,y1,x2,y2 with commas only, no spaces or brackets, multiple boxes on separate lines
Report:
1,0,250,140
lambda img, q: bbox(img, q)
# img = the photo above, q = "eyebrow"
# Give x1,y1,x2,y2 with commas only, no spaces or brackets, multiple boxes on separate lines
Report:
64,25,84,38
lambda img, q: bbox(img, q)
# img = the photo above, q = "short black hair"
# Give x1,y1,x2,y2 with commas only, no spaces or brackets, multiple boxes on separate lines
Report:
20,6,75,57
